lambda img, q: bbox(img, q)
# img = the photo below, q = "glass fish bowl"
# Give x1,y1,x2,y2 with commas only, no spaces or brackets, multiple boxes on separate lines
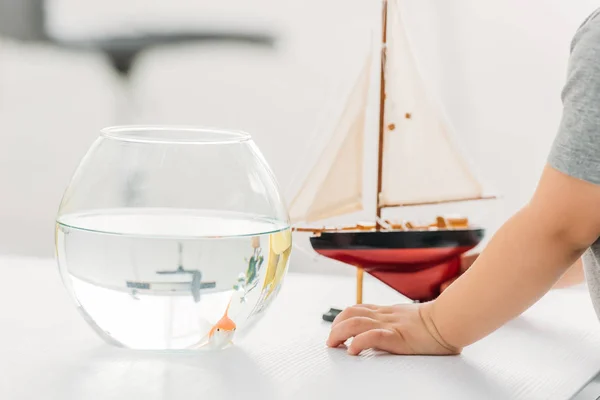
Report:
55,126,292,350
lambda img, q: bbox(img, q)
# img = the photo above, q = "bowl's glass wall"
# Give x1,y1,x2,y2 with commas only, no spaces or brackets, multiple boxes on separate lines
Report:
55,127,292,350
58,126,288,223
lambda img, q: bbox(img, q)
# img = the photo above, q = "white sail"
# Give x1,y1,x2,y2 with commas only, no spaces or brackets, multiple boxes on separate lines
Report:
379,0,484,207
288,50,372,223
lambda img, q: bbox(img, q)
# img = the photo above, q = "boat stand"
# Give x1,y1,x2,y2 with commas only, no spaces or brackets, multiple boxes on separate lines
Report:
356,267,364,304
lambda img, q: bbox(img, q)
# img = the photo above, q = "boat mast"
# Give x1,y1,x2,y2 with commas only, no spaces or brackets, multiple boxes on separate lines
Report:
376,0,388,228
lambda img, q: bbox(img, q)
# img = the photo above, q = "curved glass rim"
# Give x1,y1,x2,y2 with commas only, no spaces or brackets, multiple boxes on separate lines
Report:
100,125,252,144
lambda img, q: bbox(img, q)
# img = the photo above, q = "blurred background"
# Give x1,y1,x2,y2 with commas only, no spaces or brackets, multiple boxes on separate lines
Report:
0,0,597,275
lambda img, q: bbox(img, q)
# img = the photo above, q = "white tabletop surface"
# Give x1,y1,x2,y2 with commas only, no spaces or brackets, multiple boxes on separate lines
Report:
2,255,600,400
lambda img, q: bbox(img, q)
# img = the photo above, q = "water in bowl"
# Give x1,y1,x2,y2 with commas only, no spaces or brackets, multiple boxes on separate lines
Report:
55,208,292,350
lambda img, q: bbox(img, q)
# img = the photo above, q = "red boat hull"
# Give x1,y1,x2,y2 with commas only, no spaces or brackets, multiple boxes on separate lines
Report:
315,248,469,301
309,229,484,302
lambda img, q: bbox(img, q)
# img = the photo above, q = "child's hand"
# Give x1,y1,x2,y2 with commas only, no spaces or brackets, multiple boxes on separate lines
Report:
326,303,460,356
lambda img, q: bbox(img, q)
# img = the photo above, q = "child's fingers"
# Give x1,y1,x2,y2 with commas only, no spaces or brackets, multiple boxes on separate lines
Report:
347,329,407,356
331,305,377,328
327,316,382,347
352,304,378,310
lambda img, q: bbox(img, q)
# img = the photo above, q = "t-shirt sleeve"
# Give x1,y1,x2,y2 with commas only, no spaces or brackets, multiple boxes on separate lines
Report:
548,11,600,185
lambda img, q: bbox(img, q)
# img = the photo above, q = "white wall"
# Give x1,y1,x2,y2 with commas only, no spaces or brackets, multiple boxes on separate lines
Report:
0,39,120,257
402,0,598,229
0,0,598,273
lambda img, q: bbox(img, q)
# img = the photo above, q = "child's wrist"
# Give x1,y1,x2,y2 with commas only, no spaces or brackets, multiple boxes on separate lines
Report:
419,301,462,354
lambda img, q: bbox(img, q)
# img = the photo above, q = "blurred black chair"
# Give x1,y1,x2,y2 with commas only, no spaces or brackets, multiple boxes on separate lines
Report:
0,0,277,76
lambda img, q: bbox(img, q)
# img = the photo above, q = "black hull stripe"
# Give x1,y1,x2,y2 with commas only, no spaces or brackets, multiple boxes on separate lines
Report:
309,229,485,250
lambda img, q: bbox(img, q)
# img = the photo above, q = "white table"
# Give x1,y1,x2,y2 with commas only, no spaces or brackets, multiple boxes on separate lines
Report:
2,255,600,400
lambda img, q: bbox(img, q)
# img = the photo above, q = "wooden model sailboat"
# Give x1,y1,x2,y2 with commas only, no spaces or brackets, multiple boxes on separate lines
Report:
290,0,496,303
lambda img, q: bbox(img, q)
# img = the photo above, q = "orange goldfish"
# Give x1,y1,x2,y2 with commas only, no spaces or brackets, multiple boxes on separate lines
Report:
203,297,236,349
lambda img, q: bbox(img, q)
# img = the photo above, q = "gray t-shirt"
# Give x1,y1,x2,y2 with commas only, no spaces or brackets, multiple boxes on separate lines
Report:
547,8,600,316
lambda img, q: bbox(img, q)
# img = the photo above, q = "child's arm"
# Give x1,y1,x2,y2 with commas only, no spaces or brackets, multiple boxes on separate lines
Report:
327,166,600,355
441,252,584,292
424,165,600,350
553,257,584,289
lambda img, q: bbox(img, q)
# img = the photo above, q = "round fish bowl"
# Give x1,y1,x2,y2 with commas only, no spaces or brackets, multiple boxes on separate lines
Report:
55,126,292,350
